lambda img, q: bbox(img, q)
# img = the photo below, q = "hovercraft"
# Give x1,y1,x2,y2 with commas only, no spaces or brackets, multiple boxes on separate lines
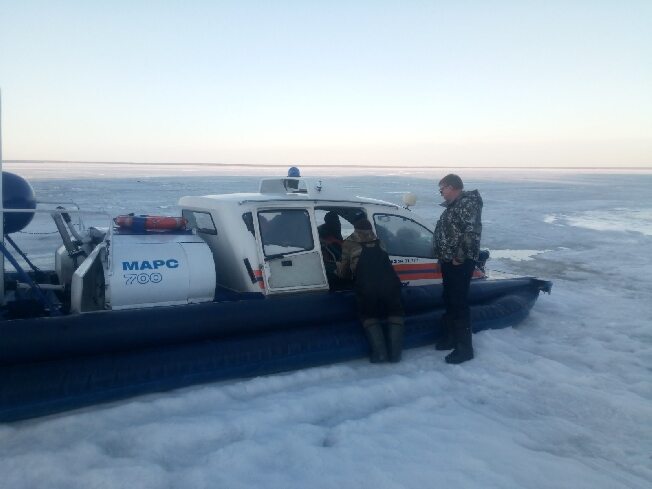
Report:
0,171,551,422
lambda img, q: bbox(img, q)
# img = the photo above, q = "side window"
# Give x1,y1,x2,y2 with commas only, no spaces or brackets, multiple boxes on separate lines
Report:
242,212,255,236
258,209,314,257
373,214,434,258
182,210,217,235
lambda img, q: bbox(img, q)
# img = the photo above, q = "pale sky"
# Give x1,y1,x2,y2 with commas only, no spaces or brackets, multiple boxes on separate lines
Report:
1,1,651,167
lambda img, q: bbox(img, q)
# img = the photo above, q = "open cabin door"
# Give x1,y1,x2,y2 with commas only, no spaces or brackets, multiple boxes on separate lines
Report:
255,208,328,293
372,213,441,285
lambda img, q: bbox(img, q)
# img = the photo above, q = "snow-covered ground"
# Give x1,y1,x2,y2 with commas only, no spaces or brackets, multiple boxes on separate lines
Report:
1,164,651,489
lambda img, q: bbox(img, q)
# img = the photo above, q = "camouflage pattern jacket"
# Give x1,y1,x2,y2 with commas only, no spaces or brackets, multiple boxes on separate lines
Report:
433,190,483,262
336,229,385,279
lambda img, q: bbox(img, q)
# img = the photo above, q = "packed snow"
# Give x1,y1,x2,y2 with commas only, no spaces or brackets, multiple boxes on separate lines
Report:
1,163,650,489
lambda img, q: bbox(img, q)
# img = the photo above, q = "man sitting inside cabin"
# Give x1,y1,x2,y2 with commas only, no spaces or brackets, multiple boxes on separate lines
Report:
336,218,404,363
318,211,344,262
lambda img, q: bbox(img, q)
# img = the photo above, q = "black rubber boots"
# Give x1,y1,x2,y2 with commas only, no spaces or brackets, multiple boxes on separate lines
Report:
435,313,455,351
386,316,404,363
363,319,388,363
445,318,474,364
363,317,404,363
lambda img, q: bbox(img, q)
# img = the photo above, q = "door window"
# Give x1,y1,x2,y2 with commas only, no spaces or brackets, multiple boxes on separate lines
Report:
373,214,434,258
258,209,314,257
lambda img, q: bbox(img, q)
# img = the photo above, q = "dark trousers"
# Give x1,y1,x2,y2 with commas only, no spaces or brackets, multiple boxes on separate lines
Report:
355,284,404,321
440,259,475,321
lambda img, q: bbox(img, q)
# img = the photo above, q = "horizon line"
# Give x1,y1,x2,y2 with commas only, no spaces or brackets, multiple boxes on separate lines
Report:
3,160,652,171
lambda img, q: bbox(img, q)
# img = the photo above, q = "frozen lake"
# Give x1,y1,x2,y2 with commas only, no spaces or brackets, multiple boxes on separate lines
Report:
1,164,651,489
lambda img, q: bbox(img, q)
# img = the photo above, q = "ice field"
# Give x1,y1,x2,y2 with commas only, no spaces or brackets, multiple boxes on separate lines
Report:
1,163,650,489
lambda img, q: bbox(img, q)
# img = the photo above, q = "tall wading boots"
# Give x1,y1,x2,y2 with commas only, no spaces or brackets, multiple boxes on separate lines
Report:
363,319,388,363
445,318,474,364
386,316,404,363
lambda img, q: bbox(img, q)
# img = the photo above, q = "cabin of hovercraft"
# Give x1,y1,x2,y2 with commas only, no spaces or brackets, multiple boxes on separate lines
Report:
178,176,457,296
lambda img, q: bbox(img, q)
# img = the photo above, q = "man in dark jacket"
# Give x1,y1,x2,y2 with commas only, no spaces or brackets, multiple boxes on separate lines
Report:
318,211,344,260
433,174,483,364
337,218,404,363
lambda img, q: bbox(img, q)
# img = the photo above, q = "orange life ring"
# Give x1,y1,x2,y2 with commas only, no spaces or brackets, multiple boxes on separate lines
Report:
113,215,188,231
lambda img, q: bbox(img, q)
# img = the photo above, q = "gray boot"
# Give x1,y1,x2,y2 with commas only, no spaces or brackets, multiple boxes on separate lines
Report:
386,316,404,363
445,318,474,364
363,318,388,363
435,313,455,351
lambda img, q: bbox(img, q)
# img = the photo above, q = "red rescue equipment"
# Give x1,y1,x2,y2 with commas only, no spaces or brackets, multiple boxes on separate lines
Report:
114,215,188,231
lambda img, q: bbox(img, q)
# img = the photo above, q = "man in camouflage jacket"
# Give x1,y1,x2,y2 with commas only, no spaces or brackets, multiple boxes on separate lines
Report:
433,174,483,364
337,218,404,363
